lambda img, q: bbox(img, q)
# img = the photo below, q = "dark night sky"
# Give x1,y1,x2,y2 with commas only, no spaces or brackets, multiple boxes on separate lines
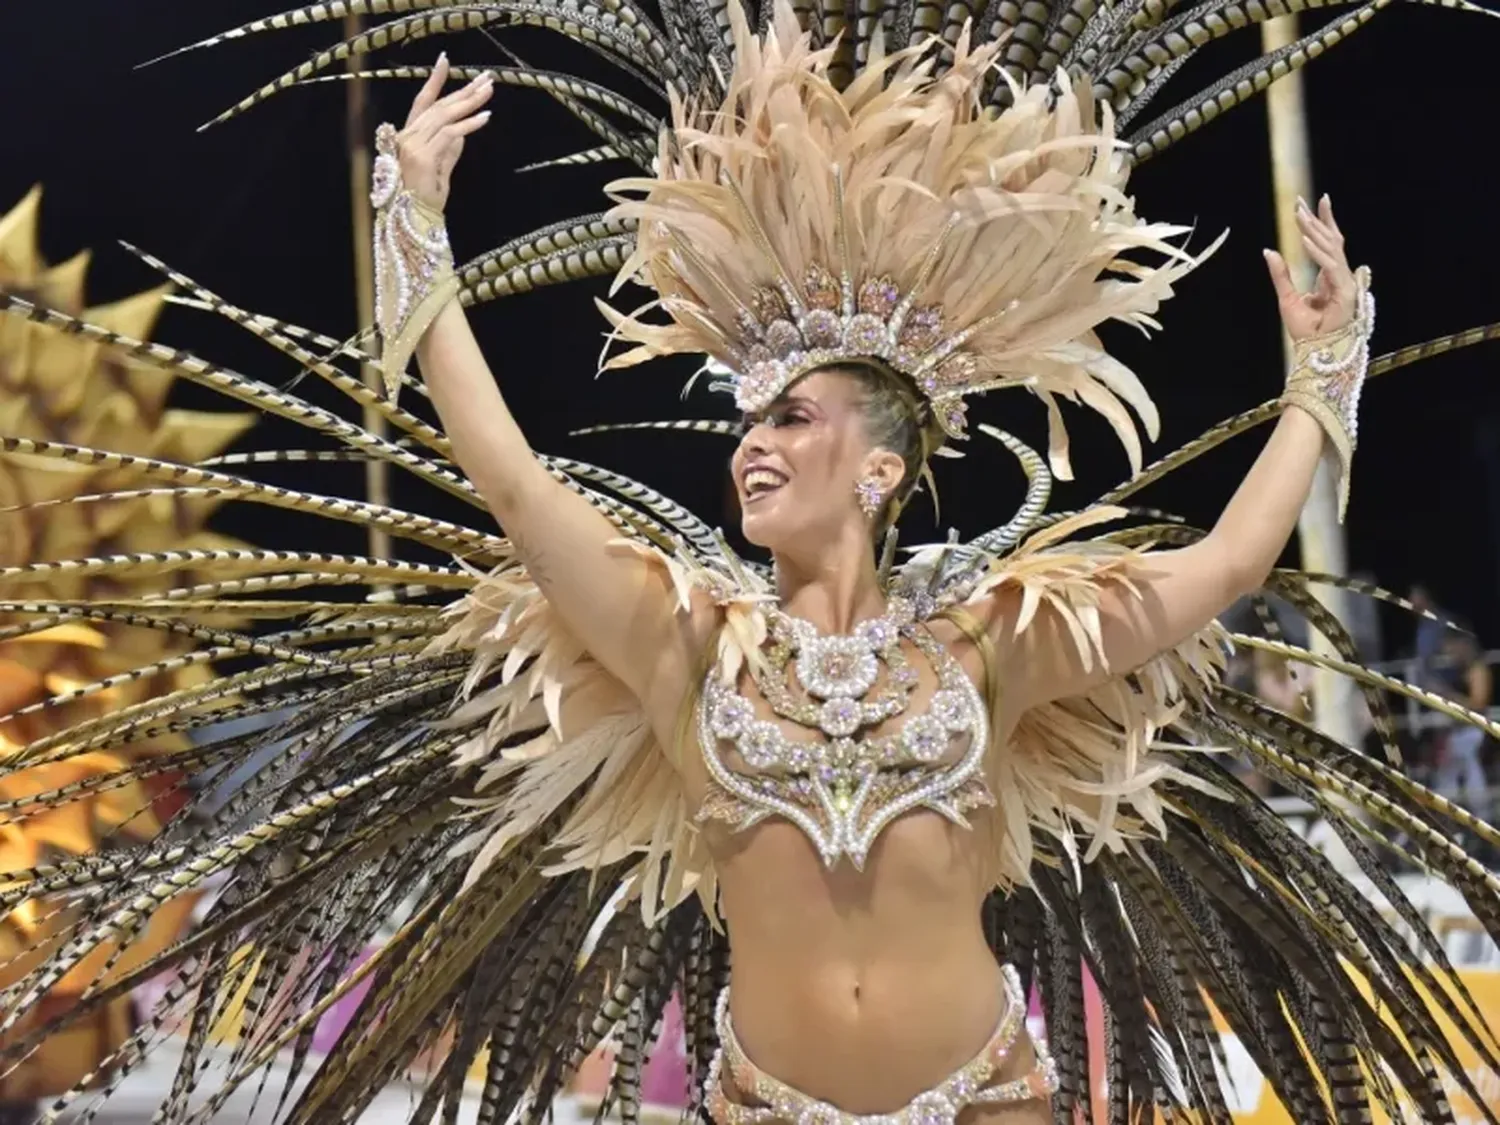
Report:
3,1,1499,653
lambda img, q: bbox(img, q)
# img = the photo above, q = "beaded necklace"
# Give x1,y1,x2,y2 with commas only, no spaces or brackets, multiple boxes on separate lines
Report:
696,597,994,867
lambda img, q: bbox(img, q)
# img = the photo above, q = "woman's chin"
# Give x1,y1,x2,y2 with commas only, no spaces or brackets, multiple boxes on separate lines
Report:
739,515,776,549
739,503,788,550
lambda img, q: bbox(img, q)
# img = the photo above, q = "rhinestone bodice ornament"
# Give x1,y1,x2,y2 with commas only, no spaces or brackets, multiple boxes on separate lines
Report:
697,598,994,868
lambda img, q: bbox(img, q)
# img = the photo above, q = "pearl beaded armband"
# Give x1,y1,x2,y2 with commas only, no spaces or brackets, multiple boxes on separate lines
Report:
371,123,460,402
1279,265,1374,523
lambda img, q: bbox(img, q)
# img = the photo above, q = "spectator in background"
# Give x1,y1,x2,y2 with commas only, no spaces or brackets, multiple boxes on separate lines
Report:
1254,648,1311,721
1429,628,1493,821
1220,592,1310,651
1244,649,1311,798
1410,584,1449,673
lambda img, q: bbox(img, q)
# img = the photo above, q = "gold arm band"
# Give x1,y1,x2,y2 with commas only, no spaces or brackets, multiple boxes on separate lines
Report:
1279,264,1374,523
371,123,460,402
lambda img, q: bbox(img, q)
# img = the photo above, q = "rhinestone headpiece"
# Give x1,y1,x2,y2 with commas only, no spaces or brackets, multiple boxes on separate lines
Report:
729,244,990,440
600,0,1217,472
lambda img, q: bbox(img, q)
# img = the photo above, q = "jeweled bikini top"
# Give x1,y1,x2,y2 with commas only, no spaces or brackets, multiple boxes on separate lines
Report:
696,596,995,867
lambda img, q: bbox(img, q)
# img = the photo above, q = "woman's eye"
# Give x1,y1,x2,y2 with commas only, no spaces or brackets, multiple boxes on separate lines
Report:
745,409,807,428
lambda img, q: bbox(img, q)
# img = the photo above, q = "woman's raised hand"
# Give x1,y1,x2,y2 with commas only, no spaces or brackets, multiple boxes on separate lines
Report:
1263,194,1361,342
395,54,494,213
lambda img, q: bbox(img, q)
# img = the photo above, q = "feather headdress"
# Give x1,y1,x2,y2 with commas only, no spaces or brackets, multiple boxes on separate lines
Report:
601,0,1222,475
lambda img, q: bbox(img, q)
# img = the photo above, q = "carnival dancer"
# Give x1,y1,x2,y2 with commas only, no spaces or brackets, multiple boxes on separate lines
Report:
1,2,1499,1123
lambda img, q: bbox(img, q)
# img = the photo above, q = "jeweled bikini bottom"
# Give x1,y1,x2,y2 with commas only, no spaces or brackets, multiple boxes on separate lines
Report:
704,964,1059,1125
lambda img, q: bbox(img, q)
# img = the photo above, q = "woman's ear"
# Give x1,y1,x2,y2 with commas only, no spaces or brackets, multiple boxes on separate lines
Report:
862,448,907,496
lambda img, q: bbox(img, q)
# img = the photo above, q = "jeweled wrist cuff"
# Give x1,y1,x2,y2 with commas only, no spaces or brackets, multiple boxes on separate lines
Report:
1279,264,1374,523
372,123,460,402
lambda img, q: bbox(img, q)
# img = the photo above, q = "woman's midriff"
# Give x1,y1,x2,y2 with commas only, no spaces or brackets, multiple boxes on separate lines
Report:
706,807,1010,1115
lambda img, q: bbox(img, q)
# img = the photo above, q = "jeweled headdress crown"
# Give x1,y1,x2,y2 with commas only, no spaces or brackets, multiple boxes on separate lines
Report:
599,0,1221,475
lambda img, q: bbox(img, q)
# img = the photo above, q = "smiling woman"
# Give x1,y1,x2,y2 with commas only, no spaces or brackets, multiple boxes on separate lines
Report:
2,0,1500,1123
732,366,932,558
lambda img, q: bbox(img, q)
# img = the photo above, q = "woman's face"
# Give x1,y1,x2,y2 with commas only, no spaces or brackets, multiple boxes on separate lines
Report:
729,370,897,552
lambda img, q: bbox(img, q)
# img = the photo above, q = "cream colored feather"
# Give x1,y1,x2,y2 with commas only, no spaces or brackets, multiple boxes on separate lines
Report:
433,514,1228,916
600,0,1223,473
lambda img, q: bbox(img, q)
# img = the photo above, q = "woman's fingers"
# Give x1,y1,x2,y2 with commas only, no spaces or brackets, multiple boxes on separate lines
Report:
1295,203,1342,261
1270,194,1355,335
433,71,494,115
412,73,494,139
1263,248,1298,303
1318,193,1343,240
442,110,493,139
405,53,450,128
1296,217,1352,303
1296,195,1336,233
1300,232,1347,286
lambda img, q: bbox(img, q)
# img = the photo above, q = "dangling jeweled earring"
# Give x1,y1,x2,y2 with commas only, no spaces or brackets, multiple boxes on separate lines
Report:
855,476,884,518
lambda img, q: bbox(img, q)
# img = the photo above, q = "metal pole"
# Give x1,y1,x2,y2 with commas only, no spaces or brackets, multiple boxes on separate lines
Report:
1262,14,1358,749
346,13,394,562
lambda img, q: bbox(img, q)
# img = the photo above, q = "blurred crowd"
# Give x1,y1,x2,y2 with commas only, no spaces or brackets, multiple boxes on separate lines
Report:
1222,582,1497,864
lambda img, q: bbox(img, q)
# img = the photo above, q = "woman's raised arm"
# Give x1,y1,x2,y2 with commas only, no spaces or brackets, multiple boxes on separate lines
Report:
986,196,1372,711
391,60,708,705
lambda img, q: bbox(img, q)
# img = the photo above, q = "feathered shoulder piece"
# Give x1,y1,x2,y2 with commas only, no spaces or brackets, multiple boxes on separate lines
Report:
943,508,1229,886
600,0,1221,476
425,539,775,924
427,504,1230,913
